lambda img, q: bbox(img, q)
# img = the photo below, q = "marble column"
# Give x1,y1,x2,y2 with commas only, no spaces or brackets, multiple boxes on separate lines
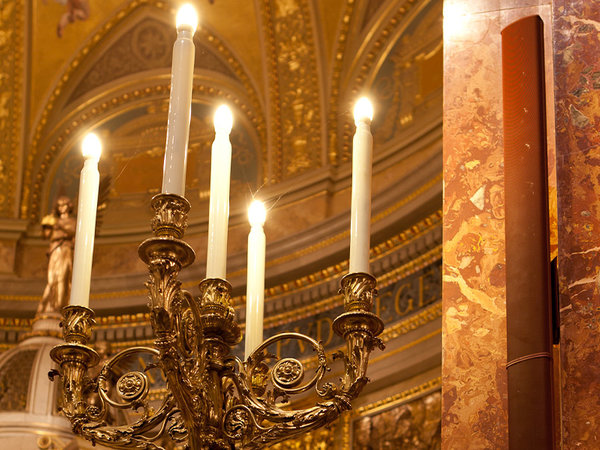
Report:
553,2,600,447
442,1,554,448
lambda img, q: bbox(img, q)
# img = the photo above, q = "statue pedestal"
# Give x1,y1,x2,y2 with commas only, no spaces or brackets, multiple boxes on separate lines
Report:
0,313,75,447
31,312,62,334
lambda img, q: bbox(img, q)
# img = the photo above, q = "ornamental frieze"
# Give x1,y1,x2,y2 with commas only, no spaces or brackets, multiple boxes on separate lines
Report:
116,258,441,391
266,258,441,360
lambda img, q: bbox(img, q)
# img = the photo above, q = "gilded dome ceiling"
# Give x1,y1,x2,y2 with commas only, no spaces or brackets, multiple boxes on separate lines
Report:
0,0,442,316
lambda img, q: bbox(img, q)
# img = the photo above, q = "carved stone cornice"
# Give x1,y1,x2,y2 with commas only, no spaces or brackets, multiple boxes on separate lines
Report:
0,209,441,349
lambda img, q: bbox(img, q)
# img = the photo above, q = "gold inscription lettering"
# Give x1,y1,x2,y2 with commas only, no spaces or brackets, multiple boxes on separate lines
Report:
315,317,333,347
418,269,436,307
394,283,414,316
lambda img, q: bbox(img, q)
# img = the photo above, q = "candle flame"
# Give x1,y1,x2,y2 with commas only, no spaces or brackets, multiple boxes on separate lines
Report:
353,97,374,124
81,132,102,160
176,3,199,33
214,105,234,134
248,200,266,227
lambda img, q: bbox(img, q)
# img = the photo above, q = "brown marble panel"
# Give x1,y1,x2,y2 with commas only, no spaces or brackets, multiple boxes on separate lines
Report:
91,242,146,277
553,1,600,447
0,240,17,274
442,9,508,449
15,244,47,278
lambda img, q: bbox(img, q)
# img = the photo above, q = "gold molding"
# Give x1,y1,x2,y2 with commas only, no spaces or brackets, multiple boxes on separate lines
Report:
23,0,265,220
0,0,24,217
0,290,441,340
378,300,441,342
326,0,355,166
357,376,441,417
0,284,441,362
264,246,441,329
244,205,440,295
100,245,441,332
19,329,62,342
259,0,280,183
226,174,442,283
17,169,439,300
340,0,425,161
260,0,322,182
0,317,34,328
370,328,441,365
0,205,441,314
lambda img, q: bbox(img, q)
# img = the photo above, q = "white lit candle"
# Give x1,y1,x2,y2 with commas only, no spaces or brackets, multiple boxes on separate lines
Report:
69,133,102,307
161,4,198,196
245,200,266,358
206,105,233,279
349,97,374,274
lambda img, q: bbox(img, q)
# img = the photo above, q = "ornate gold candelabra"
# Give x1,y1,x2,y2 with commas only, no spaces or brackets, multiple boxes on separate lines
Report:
50,193,384,449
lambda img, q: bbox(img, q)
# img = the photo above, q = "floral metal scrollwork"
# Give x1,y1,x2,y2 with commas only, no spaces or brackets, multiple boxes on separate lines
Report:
218,323,383,448
51,331,178,449
51,193,385,449
273,358,304,388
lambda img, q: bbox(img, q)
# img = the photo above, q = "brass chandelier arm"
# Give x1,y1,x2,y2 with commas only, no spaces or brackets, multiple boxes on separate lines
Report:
49,310,185,449
74,395,182,450
96,346,160,410
219,292,384,448
51,193,385,449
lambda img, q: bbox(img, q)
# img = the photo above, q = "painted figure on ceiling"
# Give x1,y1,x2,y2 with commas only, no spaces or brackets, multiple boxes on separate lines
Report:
44,0,90,38
37,196,76,316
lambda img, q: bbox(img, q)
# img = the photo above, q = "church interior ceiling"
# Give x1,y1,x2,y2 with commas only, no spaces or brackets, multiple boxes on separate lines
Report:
0,0,442,306
0,0,442,446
